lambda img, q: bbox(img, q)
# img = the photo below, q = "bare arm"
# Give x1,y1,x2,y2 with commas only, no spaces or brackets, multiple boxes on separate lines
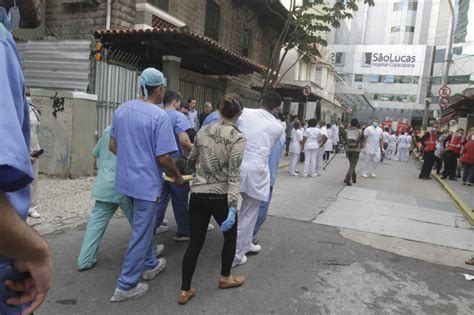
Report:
109,136,117,155
320,135,328,146
0,191,52,314
177,131,192,154
157,154,184,185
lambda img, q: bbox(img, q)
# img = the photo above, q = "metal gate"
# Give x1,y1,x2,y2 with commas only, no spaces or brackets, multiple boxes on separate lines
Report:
179,80,223,113
95,60,139,137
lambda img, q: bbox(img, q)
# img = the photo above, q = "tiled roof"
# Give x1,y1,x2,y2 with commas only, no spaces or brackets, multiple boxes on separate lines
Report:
152,16,176,29
94,28,266,73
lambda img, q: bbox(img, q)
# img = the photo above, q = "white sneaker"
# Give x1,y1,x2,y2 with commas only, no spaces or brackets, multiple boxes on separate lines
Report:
207,223,215,232
162,218,168,226
28,208,40,218
361,173,369,178
155,225,169,235
369,173,376,178
156,244,165,257
290,173,299,176
232,255,248,267
110,283,149,302
142,258,166,281
247,243,261,254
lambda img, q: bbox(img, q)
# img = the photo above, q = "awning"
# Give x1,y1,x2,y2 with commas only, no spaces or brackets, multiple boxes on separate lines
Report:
94,28,266,75
336,84,375,111
440,111,457,124
251,83,321,102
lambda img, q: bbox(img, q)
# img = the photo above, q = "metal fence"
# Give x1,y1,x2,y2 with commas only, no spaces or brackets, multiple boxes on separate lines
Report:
95,61,139,137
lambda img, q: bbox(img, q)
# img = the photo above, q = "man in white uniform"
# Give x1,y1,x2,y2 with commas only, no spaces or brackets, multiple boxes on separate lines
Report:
381,127,390,162
316,121,328,175
362,118,384,178
234,92,284,266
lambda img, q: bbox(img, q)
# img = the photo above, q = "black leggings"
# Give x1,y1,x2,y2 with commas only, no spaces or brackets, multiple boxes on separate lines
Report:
181,193,238,291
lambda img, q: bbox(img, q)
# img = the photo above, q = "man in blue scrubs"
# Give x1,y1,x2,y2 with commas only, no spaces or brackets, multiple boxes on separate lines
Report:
109,68,184,302
1,1,52,314
154,91,192,241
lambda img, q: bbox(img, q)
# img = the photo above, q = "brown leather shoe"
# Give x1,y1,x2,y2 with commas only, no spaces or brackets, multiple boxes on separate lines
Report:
218,275,245,289
178,288,196,305
465,257,474,266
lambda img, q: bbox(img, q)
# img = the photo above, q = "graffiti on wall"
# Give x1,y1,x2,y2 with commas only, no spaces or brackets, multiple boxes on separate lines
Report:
50,93,65,118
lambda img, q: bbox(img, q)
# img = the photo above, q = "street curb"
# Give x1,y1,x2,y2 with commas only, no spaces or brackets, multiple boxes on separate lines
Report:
432,172,474,226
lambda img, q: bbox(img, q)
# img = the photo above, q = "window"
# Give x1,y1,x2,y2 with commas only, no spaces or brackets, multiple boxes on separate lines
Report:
369,74,381,83
405,26,415,32
242,28,252,57
452,47,463,55
391,26,401,33
393,2,402,11
333,52,345,66
149,0,169,11
384,75,395,83
205,0,220,40
354,74,363,82
394,1,418,11
408,1,418,10
434,49,446,63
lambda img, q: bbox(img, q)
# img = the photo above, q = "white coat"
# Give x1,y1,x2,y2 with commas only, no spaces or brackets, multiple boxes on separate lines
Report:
238,108,284,201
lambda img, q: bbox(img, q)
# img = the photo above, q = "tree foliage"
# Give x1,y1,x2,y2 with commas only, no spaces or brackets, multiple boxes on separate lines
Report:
263,0,375,93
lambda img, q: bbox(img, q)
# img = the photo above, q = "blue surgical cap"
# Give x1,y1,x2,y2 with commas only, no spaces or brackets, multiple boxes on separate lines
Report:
140,68,167,97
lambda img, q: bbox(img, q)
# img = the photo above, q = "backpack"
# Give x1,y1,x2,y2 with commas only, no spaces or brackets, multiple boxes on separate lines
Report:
346,128,361,148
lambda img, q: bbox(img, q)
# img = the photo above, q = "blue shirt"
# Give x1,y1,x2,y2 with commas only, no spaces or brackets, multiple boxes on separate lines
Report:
269,135,285,187
187,109,198,130
202,110,221,126
0,22,34,313
91,127,126,204
164,109,190,158
110,100,178,202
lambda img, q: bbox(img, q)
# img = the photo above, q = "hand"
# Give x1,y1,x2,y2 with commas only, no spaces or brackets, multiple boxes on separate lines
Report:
30,157,37,165
220,207,237,232
174,175,185,185
5,252,52,315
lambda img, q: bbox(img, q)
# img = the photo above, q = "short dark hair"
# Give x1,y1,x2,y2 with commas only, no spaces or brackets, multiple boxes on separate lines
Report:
188,98,196,104
351,118,359,127
294,121,301,129
319,120,326,126
219,93,243,119
163,90,182,106
261,91,282,110
308,118,318,127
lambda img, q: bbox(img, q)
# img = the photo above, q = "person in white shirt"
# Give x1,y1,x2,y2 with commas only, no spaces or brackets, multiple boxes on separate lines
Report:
331,123,340,152
316,121,329,175
288,121,303,176
233,91,285,267
301,119,327,177
386,131,397,160
323,123,333,161
362,118,384,178
397,130,411,162
381,127,390,162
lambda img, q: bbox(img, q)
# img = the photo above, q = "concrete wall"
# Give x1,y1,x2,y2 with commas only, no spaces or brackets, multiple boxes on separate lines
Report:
30,89,97,178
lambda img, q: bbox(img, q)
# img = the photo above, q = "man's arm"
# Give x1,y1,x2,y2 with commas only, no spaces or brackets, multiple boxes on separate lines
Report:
157,154,184,185
0,192,52,314
177,132,192,154
109,136,117,155
319,135,328,146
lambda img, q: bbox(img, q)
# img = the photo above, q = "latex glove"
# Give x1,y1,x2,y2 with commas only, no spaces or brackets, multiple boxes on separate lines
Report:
220,207,237,232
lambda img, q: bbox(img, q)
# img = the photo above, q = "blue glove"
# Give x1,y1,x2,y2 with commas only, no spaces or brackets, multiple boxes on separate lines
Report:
220,207,237,232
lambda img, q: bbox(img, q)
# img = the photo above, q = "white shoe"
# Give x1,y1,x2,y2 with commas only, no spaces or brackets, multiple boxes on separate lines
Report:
162,219,168,226
369,173,376,178
155,225,169,235
207,223,215,232
247,243,261,254
28,208,40,218
142,258,166,281
232,255,247,267
361,173,369,178
110,283,149,302
156,244,165,257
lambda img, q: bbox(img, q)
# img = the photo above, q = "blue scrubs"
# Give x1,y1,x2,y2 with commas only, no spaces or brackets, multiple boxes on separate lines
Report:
253,135,285,240
155,109,191,237
0,22,34,314
201,110,221,126
111,100,177,290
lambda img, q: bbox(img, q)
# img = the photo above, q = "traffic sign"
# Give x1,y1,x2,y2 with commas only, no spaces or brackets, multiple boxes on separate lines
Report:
438,97,449,110
303,85,311,96
439,86,451,98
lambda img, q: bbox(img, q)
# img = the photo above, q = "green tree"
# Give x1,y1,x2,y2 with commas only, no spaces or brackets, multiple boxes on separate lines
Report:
263,0,375,93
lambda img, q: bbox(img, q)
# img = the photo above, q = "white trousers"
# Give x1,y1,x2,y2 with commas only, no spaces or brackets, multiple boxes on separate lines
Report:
29,162,39,211
362,152,380,175
288,152,300,175
302,148,318,177
235,193,262,261
316,147,324,175
399,148,410,162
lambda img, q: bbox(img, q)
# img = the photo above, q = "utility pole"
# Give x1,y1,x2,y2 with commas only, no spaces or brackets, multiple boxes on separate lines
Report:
422,46,436,130
442,0,455,88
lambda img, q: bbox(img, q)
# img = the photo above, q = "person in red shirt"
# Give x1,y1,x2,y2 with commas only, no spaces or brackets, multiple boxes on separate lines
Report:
442,128,464,180
460,131,474,185
419,123,438,180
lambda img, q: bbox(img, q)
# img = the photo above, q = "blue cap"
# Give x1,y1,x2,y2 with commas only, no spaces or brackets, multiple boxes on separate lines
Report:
140,68,167,97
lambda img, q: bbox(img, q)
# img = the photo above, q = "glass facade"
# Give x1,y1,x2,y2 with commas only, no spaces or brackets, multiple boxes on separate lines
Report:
354,74,419,84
